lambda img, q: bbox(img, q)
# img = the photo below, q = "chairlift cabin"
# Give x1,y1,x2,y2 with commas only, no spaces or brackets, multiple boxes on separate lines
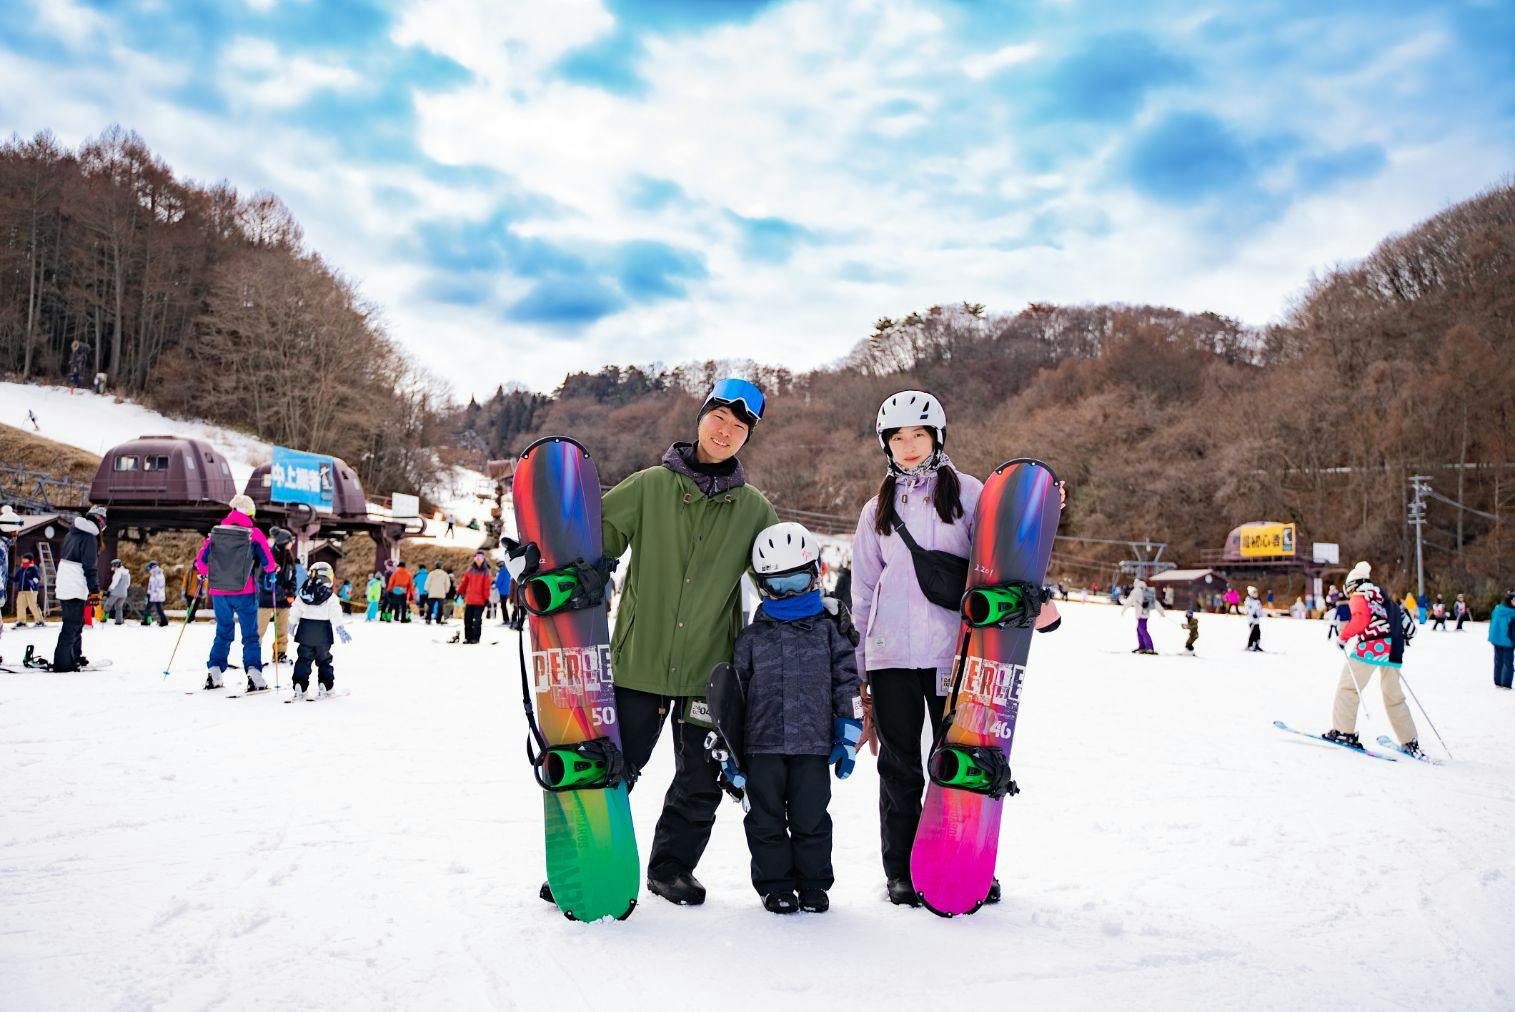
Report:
88,437,237,506
244,456,368,519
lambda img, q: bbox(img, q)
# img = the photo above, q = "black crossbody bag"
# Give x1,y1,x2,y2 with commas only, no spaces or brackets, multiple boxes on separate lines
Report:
893,519,969,612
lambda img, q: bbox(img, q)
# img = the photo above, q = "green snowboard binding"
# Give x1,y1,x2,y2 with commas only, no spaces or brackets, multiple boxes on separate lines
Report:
926,743,1020,799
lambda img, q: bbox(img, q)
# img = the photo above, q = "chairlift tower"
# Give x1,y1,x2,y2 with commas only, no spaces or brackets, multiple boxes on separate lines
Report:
1408,474,1431,601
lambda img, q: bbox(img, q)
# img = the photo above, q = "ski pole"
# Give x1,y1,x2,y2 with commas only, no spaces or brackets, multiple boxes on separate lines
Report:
163,596,198,680
1393,668,1453,760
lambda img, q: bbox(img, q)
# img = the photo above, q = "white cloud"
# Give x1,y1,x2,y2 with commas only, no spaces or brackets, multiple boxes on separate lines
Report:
963,41,1042,81
220,37,363,110
390,0,615,89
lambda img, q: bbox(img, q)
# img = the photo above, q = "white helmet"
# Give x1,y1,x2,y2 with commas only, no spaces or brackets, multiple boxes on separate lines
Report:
875,390,946,454
1343,561,1371,592
751,522,819,574
310,561,334,584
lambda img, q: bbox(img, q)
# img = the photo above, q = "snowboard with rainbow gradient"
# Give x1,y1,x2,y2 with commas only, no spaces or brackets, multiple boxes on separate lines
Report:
513,435,639,921
909,458,1060,916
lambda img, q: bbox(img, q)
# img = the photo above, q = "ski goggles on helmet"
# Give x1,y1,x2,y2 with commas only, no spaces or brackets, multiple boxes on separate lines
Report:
705,378,765,426
755,564,817,599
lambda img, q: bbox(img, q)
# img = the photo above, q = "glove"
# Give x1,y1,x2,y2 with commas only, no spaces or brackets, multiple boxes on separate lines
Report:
703,730,748,802
822,596,860,646
858,684,878,756
504,539,540,583
829,717,862,780
336,626,351,644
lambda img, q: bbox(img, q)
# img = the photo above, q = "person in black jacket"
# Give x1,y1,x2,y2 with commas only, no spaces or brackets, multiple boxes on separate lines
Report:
52,506,106,671
729,522,862,915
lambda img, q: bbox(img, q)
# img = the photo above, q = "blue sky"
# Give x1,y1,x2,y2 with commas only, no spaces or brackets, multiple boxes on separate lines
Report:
3,0,1511,398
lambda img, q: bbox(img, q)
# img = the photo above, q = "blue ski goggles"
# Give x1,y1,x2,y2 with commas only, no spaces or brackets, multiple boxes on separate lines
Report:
755,566,816,598
705,377,765,425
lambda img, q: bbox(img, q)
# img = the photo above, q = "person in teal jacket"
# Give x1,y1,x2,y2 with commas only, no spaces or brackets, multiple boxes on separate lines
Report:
364,574,383,621
1489,590,1515,690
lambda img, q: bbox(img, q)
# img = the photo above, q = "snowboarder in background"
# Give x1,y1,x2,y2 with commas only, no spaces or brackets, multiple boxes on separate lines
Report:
194,495,277,691
1183,610,1199,654
364,573,382,621
105,560,129,624
1488,590,1515,690
1244,586,1264,651
1454,593,1471,631
1120,577,1162,654
521,377,779,909
1325,561,1422,756
1429,595,1448,631
288,561,350,700
12,552,45,627
726,522,862,915
143,562,168,627
52,506,106,671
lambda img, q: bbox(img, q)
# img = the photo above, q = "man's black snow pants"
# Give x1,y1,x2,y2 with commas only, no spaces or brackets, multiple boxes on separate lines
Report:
615,685,723,881
293,643,334,691
743,754,833,895
51,599,87,672
464,604,484,643
870,668,946,880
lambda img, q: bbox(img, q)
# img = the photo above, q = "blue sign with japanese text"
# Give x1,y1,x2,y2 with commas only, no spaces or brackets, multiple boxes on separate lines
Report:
271,447,335,511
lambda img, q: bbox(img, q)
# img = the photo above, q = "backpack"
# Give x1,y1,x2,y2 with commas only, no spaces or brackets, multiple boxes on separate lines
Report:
1385,597,1415,664
205,525,255,593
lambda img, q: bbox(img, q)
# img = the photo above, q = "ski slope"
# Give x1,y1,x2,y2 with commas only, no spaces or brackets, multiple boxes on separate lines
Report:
0,380,498,549
2,601,1511,1009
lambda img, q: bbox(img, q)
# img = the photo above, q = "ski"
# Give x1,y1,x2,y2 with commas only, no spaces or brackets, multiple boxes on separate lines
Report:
1272,720,1397,761
226,688,277,699
1377,735,1444,765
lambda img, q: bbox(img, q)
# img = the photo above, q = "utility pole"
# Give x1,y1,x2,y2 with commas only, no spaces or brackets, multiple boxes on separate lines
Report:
1408,475,1431,600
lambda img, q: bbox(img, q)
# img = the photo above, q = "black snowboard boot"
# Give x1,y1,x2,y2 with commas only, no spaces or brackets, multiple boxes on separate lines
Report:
1322,729,1363,750
763,891,799,914
985,878,1002,905
887,877,920,907
648,871,706,906
798,889,829,913
539,881,554,904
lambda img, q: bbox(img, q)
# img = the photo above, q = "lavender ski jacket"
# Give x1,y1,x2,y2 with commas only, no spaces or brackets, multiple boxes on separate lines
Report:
850,466,983,686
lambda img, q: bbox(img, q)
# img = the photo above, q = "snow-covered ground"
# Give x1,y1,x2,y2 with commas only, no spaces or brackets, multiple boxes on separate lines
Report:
3,601,1511,1009
1,380,497,550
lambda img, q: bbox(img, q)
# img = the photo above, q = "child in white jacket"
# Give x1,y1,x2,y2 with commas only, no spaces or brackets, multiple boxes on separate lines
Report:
288,562,350,699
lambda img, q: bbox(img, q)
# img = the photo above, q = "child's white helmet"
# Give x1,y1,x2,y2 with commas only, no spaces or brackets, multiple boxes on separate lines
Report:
875,390,946,453
751,522,818,574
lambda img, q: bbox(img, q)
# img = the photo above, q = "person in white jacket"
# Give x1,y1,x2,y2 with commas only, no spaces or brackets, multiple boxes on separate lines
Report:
1120,578,1163,654
143,561,168,627
1244,586,1264,652
105,560,130,625
288,562,350,700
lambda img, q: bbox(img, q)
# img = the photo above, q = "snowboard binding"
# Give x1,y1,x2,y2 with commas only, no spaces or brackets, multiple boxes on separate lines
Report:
962,580,1050,629
529,736,632,792
22,645,52,671
507,538,619,620
926,743,1020,799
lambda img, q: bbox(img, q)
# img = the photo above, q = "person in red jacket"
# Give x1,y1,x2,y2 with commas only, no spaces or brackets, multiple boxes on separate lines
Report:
1324,561,1422,757
385,562,414,624
456,553,493,644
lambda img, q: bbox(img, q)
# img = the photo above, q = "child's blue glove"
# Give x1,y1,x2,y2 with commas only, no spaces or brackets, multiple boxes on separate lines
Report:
830,717,862,779
337,626,352,644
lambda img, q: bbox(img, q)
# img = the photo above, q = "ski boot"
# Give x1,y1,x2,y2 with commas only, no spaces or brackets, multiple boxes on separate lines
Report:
763,891,799,915
315,684,330,700
246,668,269,693
204,667,225,690
887,877,920,907
1322,729,1363,750
647,872,706,906
798,889,829,913
290,685,307,702
1401,739,1425,759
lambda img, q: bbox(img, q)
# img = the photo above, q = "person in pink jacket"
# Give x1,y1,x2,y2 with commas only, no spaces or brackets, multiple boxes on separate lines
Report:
194,494,278,692
850,390,1062,909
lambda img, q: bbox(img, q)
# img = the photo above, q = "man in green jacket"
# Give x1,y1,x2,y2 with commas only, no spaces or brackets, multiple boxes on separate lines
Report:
599,378,778,905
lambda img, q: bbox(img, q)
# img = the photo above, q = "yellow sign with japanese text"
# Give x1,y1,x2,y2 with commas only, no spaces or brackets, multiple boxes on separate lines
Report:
1238,522,1296,558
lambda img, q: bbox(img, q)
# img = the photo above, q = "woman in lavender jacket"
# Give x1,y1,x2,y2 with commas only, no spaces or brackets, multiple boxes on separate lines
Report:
851,390,1060,908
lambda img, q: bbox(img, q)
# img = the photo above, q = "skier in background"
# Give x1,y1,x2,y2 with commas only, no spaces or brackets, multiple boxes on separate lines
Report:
12,552,45,627
1224,587,1241,614
1120,577,1162,654
1324,561,1421,756
493,562,512,626
457,553,492,643
364,573,382,621
1182,610,1199,654
1244,586,1264,652
143,562,167,627
104,560,129,624
257,528,300,664
1488,590,1515,690
1429,595,1448,631
194,495,277,692
1454,593,1471,631
385,561,413,623
426,566,452,624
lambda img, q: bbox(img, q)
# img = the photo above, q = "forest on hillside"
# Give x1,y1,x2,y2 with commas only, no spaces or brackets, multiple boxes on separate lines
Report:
2,127,1509,600
461,181,1515,600
0,128,443,496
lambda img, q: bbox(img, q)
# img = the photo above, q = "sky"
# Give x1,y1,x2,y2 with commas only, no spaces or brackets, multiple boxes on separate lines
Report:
2,0,1512,400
